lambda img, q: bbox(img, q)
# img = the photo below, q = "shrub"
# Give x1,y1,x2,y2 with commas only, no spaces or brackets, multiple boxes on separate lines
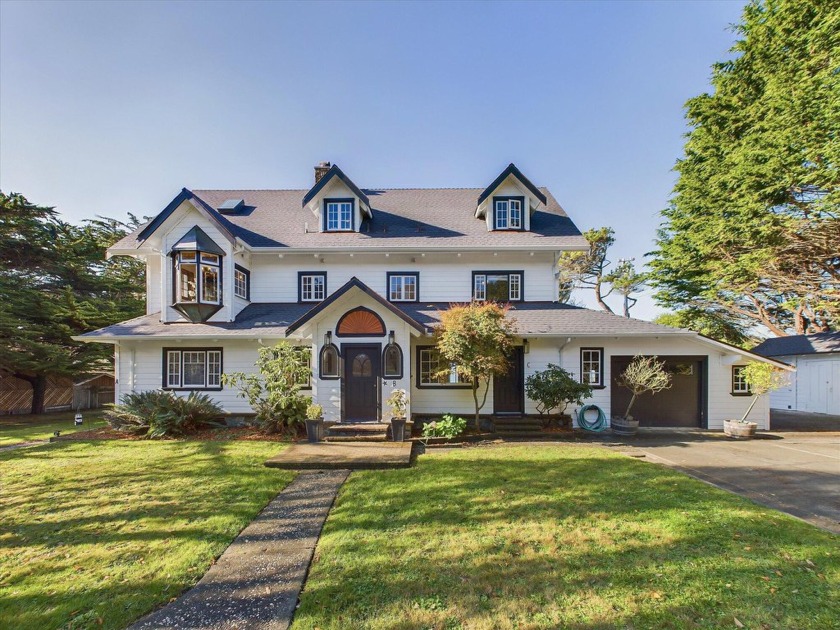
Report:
422,414,468,439
221,342,311,434
385,388,409,419
106,390,224,439
525,364,593,423
306,402,324,421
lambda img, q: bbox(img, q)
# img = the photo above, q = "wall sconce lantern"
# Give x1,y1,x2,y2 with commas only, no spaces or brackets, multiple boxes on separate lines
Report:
388,330,395,345
523,338,530,354
324,330,332,346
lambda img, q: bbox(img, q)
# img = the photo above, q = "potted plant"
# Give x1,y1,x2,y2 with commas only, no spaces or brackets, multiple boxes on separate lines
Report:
305,402,324,443
613,355,672,436
525,364,593,428
386,388,409,442
724,362,787,439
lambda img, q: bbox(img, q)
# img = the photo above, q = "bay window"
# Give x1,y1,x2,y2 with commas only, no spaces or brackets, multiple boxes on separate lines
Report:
170,226,226,323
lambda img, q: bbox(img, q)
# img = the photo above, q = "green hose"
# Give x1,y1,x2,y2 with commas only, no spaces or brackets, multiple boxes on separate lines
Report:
577,404,608,432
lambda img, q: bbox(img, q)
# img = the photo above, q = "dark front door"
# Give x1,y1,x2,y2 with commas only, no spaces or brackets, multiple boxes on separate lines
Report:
610,356,704,427
494,346,524,414
343,344,380,422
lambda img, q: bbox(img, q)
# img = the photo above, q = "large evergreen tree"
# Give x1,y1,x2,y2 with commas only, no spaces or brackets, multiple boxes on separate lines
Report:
649,0,839,336
0,192,145,413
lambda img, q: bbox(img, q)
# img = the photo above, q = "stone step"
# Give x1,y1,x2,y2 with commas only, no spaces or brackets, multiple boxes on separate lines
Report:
328,423,390,435
324,435,390,443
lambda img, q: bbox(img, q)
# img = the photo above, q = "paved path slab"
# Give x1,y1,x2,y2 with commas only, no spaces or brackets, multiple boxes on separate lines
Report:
130,469,349,630
265,441,412,470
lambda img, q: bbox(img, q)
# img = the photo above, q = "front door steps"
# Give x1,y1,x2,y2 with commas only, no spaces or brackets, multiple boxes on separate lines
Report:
325,422,390,442
492,416,545,438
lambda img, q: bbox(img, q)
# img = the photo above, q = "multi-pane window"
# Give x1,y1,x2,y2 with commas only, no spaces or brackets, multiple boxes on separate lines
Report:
388,273,418,302
300,273,326,302
325,200,353,231
473,272,522,302
494,197,523,230
732,366,750,394
234,266,249,300
418,347,468,387
580,348,603,386
175,252,220,304
164,349,222,389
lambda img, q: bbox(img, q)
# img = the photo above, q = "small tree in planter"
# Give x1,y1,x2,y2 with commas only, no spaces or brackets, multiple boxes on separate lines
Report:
386,388,409,441
525,364,593,428
221,342,311,434
724,362,788,439
435,303,517,431
614,355,672,436
305,402,324,443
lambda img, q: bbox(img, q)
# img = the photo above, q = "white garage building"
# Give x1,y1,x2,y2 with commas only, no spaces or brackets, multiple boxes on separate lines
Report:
753,332,840,416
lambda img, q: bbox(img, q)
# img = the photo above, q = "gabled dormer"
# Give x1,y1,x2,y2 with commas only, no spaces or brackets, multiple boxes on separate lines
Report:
475,163,548,232
301,162,372,233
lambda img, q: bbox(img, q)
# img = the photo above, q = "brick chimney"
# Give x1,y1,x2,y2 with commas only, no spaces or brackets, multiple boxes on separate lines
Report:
314,161,331,184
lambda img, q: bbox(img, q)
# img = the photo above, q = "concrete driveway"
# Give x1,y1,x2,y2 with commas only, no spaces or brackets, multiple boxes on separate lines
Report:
630,432,840,534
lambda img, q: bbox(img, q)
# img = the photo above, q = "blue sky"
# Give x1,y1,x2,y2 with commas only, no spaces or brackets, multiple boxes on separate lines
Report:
0,0,745,320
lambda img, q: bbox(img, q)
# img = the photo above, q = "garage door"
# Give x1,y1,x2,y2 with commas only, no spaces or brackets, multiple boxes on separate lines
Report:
799,360,840,415
611,356,705,427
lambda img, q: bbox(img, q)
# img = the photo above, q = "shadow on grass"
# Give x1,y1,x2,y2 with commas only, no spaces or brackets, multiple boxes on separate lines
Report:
293,447,839,630
0,439,294,630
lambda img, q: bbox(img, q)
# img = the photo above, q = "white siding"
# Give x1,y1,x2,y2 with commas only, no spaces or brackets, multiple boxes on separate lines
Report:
410,335,771,429
769,355,797,410
249,252,556,303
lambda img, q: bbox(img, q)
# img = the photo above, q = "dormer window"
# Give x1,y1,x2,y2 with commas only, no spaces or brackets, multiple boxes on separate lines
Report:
325,199,354,231
494,197,524,230
170,226,225,322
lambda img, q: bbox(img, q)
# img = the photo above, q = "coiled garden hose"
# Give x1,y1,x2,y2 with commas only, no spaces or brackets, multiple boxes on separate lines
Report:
577,404,608,432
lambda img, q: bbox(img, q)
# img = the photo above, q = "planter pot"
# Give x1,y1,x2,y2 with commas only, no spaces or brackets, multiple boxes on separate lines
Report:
391,417,407,442
611,416,639,437
724,419,757,439
305,418,324,443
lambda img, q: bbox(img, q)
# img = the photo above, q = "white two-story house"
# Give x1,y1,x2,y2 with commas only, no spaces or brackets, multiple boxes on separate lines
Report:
80,162,787,429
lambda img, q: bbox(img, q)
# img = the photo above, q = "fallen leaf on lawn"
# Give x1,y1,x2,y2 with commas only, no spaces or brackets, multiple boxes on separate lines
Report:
734,617,744,628
649,591,662,599
761,576,771,581
770,587,777,594
774,570,782,576
744,546,752,551
806,559,815,566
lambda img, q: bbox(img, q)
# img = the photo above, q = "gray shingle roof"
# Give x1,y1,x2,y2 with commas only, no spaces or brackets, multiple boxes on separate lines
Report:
398,302,688,336
80,302,687,339
752,332,840,357
110,187,587,251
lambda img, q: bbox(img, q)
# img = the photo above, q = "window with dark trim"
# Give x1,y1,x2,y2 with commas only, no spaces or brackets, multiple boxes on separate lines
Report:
234,264,250,300
299,272,327,302
493,196,524,230
383,342,403,379
472,271,523,302
416,346,470,388
580,348,604,387
387,272,419,302
319,344,340,379
163,348,223,390
731,366,750,395
324,198,354,231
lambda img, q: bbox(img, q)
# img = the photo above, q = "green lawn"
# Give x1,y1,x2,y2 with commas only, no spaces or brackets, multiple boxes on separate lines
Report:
294,444,839,630
0,411,107,446
0,439,294,630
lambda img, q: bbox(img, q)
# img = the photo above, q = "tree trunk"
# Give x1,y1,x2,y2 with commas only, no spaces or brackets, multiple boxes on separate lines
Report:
472,378,480,429
593,278,615,314
15,372,47,415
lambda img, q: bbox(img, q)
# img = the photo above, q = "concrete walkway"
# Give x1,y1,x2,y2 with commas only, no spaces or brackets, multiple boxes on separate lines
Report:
130,469,350,630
